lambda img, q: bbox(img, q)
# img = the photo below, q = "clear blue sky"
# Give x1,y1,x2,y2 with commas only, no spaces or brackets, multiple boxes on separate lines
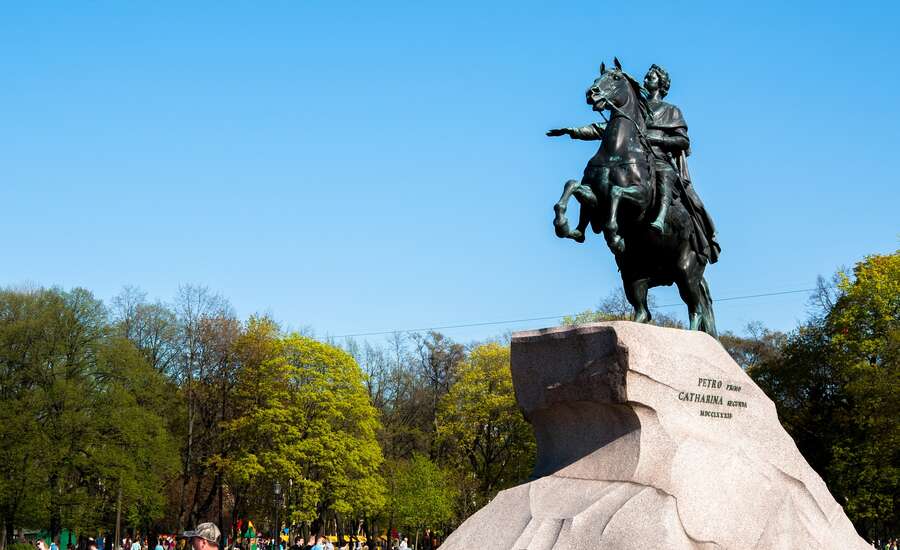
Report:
2,1,898,343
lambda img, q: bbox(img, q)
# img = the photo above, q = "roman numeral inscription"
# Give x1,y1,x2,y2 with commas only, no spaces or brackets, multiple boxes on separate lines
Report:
676,377,747,420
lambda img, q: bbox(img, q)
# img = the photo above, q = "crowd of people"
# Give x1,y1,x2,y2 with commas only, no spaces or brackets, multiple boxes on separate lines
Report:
28,535,182,550
16,523,897,549
236,533,427,550
197,523,431,550
16,523,435,550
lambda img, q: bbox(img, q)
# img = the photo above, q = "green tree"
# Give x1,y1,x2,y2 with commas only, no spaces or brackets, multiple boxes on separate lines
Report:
389,455,453,549
93,336,181,537
824,252,899,532
750,251,899,536
0,288,179,544
719,321,787,371
436,344,535,518
17,288,109,539
220,320,385,534
0,289,53,546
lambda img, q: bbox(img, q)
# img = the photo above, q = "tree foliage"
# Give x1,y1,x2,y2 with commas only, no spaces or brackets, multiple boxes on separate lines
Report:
6,252,893,545
220,319,385,531
749,251,899,536
719,321,787,371
0,288,177,543
388,455,453,535
436,344,535,517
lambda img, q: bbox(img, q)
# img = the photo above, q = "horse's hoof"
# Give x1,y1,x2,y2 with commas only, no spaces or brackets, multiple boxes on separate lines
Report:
649,221,664,234
569,230,585,243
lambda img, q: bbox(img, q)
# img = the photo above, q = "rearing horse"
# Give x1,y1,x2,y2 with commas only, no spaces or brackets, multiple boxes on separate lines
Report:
551,59,717,336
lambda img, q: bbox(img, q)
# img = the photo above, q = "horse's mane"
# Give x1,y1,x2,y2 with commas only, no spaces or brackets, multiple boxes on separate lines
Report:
622,71,652,124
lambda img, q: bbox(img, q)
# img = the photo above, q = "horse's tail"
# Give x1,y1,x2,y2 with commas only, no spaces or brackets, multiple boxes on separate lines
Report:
699,277,718,338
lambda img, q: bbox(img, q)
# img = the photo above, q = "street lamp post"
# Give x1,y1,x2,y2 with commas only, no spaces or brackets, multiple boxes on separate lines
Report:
287,479,293,545
273,482,282,550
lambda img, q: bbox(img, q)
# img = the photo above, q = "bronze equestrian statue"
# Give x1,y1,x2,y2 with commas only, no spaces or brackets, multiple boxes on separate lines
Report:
548,58,720,336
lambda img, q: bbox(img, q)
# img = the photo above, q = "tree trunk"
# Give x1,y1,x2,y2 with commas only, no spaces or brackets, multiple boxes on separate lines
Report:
179,374,195,532
218,481,225,550
334,513,343,548
48,473,61,543
230,491,241,547
115,485,123,550
309,515,322,542
361,517,372,550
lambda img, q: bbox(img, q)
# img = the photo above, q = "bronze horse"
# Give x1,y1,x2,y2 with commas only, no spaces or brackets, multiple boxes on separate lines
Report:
551,59,717,336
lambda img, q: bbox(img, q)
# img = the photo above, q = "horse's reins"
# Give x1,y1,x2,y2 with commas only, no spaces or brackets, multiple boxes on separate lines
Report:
602,98,663,163
598,93,690,185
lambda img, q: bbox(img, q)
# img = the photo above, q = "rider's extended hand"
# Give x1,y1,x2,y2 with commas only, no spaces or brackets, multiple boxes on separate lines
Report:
546,128,570,137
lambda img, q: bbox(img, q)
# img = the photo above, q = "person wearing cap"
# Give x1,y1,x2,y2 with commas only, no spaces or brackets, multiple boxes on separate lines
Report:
181,523,221,550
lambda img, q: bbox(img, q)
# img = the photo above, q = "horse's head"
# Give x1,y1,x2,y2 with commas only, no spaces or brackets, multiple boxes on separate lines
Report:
586,58,644,115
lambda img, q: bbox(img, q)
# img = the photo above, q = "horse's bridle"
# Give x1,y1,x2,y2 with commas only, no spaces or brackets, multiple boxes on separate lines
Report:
597,93,674,168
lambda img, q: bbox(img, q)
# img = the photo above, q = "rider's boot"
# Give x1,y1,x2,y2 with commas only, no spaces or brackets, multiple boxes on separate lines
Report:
650,177,671,233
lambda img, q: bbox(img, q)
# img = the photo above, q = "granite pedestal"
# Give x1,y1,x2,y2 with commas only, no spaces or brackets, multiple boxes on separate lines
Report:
440,322,868,550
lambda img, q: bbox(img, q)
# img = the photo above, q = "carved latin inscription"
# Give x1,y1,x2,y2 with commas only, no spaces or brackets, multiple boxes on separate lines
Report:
676,377,747,420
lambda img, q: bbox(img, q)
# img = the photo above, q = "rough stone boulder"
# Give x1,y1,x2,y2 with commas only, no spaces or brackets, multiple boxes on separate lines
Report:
441,322,868,550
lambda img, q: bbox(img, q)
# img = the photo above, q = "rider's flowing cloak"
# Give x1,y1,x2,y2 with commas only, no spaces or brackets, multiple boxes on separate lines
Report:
647,103,688,137
647,102,721,264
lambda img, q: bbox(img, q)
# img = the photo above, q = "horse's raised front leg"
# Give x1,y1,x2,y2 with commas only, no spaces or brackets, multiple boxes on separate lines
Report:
554,179,595,243
570,184,598,242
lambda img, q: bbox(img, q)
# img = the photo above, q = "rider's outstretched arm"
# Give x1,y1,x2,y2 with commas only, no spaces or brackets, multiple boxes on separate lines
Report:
568,123,606,140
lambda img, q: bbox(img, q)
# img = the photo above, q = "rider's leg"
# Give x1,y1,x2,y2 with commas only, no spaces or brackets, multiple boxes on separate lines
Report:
651,165,674,233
